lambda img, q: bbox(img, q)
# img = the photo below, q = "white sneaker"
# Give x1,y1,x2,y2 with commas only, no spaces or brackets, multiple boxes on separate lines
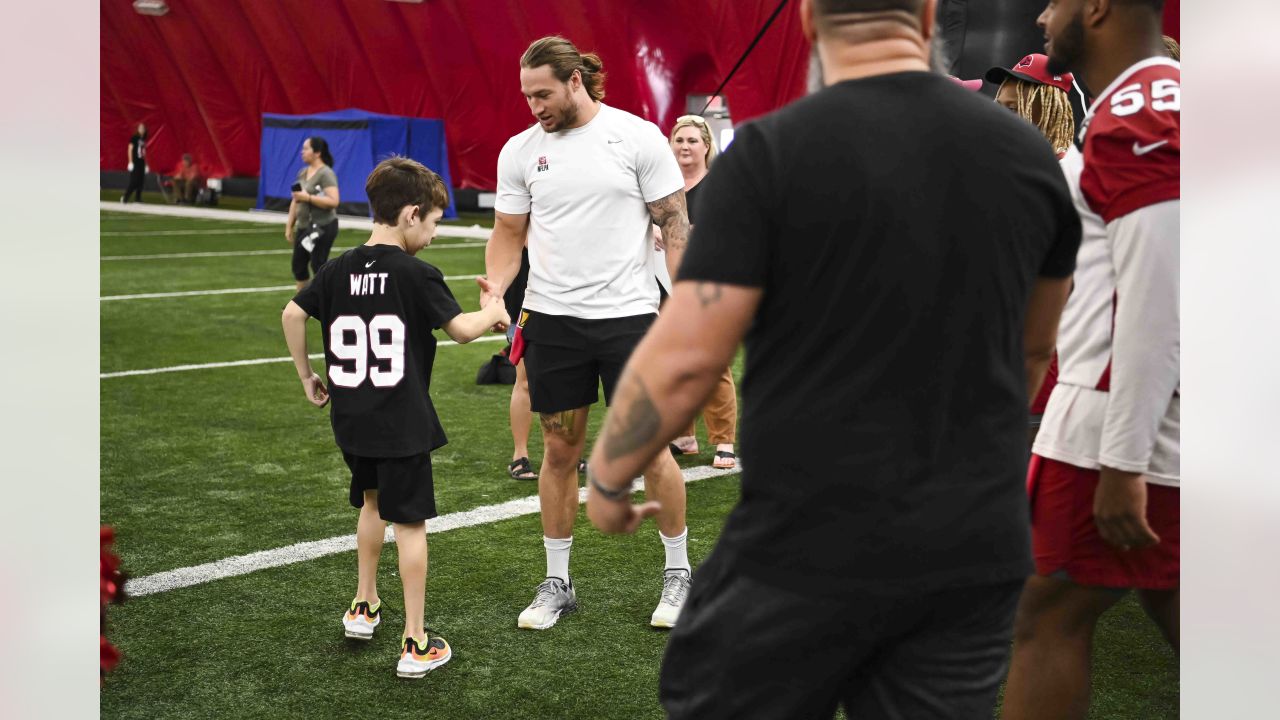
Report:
342,599,381,640
517,577,577,630
650,569,691,628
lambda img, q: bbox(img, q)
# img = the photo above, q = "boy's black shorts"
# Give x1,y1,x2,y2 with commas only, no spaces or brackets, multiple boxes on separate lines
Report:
343,451,437,524
521,310,656,414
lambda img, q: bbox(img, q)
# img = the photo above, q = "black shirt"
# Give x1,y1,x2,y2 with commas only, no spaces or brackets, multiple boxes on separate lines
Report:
293,244,462,458
679,72,1081,594
684,180,701,219
129,133,147,170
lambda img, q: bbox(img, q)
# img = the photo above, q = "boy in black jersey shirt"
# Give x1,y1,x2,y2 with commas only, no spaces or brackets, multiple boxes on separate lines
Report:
282,158,508,679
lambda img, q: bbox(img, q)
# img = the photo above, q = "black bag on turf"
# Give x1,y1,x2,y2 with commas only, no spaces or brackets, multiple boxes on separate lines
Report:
476,351,516,385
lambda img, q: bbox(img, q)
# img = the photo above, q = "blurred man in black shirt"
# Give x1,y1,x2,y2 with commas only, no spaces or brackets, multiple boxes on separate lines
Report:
585,0,1081,716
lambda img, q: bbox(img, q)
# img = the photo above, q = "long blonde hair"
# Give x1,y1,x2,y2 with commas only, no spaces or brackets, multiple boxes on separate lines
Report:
1000,78,1076,156
669,116,718,168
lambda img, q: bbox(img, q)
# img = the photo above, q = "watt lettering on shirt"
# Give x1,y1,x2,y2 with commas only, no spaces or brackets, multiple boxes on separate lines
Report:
494,104,684,319
349,272,389,296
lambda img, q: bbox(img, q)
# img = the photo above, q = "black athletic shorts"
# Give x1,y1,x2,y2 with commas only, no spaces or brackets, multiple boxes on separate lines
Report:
343,451,437,524
521,310,656,414
660,547,1022,719
292,219,339,281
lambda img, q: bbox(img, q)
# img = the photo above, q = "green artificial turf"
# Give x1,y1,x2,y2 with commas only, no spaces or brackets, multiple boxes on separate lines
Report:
100,210,1177,718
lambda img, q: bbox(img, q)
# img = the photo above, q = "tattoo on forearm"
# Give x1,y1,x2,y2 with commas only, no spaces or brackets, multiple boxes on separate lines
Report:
695,282,722,308
647,191,690,255
603,376,662,461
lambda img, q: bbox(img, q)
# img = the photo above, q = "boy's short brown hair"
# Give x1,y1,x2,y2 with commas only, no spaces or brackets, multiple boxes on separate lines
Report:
365,157,449,225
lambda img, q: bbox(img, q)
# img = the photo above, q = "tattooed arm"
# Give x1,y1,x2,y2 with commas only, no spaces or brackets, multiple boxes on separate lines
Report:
646,190,690,280
586,279,762,533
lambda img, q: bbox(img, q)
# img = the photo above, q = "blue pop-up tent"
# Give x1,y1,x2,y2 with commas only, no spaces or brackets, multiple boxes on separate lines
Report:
258,108,456,218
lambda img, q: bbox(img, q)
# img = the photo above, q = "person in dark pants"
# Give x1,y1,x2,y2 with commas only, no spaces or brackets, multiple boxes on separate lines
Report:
285,136,340,290
122,123,148,203
583,0,1082,717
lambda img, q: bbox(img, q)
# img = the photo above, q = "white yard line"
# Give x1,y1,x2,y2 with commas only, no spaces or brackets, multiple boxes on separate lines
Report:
102,243,485,261
100,228,282,237
101,276,477,301
125,464,741,597
100,201,492,239
100,335,507,379
102,285,296,300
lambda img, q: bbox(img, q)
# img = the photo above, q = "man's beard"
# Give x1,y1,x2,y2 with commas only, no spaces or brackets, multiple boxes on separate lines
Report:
1047,10,1085,76
542,95,579,133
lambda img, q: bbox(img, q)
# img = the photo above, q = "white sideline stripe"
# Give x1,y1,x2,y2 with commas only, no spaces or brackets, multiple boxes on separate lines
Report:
102,243,485,261
100,335,507,378
125,464,741,597
101,275,477,301
100,201,492,239
100,228,281,237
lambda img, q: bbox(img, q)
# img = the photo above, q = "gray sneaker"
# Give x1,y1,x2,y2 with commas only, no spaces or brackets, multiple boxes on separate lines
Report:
517,577,577,630
650,569,691,628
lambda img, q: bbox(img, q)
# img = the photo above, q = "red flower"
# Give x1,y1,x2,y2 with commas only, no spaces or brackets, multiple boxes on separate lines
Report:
101,526,126,676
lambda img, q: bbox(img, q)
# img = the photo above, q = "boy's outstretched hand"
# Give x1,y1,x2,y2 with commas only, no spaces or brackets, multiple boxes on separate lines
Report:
301,372,329,407
476,276,509,332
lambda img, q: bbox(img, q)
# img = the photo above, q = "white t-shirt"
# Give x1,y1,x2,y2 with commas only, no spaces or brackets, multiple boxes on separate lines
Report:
495,104,684,319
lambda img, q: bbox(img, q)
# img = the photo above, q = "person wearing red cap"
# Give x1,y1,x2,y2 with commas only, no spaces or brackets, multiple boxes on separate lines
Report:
985,53,1079,444
1002,2,1180,719
987,53,1077,156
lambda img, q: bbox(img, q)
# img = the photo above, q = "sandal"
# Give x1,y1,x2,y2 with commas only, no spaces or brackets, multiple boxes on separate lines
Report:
669,441,699,457
712,451,737,469
508,457,538,480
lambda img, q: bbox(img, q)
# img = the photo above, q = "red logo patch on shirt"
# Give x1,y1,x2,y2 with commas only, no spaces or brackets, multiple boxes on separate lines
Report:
536,156,549,173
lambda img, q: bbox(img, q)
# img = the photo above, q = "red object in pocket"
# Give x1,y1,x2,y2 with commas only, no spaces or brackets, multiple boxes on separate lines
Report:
509,325,526,365
508,310,528,365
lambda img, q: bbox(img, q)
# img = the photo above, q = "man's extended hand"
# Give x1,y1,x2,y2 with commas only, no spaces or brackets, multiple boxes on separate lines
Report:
586,467,661,535
1094,466,1160,550
476,276,508,331
301,373,330,407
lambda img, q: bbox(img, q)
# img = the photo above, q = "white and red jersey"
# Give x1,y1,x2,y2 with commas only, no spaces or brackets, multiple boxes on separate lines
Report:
1033,58,1180,487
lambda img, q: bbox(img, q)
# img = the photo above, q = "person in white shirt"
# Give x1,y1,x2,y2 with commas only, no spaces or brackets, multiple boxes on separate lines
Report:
480,36,694,631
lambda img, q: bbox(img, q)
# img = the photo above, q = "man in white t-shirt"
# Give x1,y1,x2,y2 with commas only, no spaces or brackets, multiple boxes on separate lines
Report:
480,36,694,631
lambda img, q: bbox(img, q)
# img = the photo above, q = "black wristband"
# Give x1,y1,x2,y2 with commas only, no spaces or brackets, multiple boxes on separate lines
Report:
587,466,630,502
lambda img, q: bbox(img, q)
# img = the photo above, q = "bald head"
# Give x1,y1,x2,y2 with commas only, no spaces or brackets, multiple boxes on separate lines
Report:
809,0,931,39
814,0,924,13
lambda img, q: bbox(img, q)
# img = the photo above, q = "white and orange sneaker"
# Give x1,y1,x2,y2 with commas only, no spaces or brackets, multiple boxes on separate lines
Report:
342,599,381,640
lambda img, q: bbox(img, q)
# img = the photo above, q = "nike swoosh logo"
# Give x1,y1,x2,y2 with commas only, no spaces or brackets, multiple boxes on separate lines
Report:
1133,140,1168,156
365,261,376,268
607,139,623,144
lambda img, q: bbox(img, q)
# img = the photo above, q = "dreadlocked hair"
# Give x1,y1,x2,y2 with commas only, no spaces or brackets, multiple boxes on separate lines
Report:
1006,79,1076,156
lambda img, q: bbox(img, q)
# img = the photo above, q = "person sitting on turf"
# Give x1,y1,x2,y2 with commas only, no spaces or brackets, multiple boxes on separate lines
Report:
281,156,509,679
169,153,203,205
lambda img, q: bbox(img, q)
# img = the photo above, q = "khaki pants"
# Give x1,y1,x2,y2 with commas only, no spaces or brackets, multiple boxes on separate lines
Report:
684,366,737,445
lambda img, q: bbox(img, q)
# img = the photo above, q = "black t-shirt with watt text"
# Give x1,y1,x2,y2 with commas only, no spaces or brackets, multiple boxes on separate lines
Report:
679,72,1081,594
293,244,462,458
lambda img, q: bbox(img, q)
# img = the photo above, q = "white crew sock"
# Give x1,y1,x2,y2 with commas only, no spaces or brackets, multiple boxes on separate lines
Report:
544,535,573,582
659,528,691,574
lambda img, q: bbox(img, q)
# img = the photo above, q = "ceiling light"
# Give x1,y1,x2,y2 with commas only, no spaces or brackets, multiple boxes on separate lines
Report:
133,0,169,16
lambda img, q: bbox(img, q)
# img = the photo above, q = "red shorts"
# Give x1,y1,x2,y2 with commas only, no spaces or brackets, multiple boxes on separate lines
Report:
1027,454,1179,590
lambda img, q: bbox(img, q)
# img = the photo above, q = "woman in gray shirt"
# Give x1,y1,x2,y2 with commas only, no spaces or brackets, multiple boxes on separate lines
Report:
286,136,341,289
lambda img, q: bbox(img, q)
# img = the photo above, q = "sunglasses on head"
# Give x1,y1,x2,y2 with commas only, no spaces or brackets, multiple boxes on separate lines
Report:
676,115,708,125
